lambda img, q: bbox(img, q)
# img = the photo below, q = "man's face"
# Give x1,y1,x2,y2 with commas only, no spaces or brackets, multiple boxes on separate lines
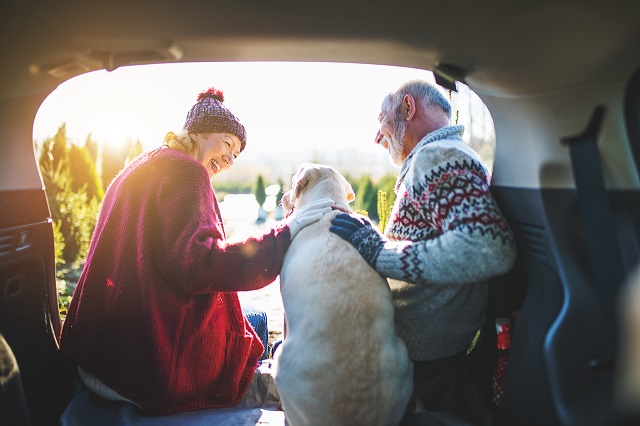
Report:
376,94,406,167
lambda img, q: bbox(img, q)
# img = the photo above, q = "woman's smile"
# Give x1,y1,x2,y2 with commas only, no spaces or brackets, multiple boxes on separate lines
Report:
211,159,221,173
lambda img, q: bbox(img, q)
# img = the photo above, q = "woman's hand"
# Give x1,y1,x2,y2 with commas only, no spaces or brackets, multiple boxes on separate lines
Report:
288,198,335,239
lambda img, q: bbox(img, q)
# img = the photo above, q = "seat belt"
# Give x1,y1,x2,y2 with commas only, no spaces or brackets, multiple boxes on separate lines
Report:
562,105,626,354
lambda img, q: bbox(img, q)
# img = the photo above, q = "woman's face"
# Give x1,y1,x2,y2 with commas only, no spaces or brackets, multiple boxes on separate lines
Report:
191,132,242,179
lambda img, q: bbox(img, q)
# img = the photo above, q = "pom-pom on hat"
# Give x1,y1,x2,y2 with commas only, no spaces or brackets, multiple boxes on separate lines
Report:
183,87,247,152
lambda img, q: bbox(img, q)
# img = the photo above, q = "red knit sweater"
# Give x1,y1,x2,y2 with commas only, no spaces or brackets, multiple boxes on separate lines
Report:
59,148,291,415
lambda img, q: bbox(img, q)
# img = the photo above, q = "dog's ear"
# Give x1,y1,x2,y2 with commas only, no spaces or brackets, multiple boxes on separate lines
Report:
294,173,310,200
294,166,320,199
346,187,356,203
340,175,356,203
281,189,295,211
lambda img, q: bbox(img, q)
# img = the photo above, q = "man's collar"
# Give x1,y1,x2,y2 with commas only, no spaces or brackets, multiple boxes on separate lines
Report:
394,125,465,193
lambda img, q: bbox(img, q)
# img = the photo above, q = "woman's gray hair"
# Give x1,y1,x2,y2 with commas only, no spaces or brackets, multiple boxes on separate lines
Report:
392,79,452,119
163,130,197,156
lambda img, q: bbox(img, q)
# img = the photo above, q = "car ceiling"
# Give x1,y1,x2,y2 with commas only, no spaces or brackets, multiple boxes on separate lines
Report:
1,0,639,100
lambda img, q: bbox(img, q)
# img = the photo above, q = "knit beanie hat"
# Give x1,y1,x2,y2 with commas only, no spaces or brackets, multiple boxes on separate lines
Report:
183,87,247,152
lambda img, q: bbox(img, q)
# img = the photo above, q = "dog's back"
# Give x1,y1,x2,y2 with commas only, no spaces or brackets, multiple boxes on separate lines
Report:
276,164,412,426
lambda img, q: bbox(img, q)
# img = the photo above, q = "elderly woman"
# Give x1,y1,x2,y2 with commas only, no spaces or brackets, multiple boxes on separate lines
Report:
59,87,332,415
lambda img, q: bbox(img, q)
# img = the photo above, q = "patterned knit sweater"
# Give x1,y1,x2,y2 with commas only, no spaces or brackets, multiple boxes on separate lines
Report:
59,148,291,415
376,126,515,361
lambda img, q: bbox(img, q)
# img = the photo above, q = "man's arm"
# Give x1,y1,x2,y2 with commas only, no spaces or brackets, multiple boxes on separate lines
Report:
330,163,515,286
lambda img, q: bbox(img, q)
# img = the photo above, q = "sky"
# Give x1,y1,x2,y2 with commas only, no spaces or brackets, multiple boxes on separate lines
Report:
34,62,442,154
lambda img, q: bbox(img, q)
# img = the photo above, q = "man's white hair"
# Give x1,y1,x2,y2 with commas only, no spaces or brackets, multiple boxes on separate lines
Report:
392,79,452,119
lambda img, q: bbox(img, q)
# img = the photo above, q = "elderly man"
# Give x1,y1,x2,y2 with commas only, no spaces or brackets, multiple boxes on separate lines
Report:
330,79,516,424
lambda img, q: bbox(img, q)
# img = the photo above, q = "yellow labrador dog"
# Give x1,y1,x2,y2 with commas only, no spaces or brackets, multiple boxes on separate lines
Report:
275,163,412,426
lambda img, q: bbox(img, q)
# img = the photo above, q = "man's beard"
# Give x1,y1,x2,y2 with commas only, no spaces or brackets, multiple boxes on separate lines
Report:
387,119,407,168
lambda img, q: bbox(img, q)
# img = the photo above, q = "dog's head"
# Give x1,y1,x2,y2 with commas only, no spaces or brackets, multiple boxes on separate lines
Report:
281,163,355,211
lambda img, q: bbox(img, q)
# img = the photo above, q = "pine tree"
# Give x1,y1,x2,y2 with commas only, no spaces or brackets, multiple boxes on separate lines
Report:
38,124,70,221
254,174,266,207
84,133,99,163
377,190,389,232
357,176,378,220
38,137,54,174
275,178,285,206
101,139,131,190
38,123,102,267
126,138,144,165
50,123,69,173
67,143,104,200
377,173,397,210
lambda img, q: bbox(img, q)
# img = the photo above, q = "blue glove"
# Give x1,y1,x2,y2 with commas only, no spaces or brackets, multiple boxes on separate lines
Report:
329,213,385,268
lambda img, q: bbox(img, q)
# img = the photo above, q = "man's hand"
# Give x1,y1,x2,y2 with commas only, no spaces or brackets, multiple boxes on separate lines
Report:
329,213,386,268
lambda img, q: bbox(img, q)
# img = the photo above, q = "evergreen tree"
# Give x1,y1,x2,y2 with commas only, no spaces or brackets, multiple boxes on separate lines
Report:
275,178,285,206
38,124,70,220
38,136,54,174
55,171,100,267
52,220,66,268
356,176,378,220
254,174,266,207
377,173,397,210
37,123,102,267
126,138,144,165
101,140,131,190
84,133,99,163
67,143,104,200
38,140,60,223
377,190,390,232
50,123,69,173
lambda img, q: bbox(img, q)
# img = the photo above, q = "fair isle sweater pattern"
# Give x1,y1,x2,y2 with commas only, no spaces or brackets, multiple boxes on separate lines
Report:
377,125,515,360
385,157,513,285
